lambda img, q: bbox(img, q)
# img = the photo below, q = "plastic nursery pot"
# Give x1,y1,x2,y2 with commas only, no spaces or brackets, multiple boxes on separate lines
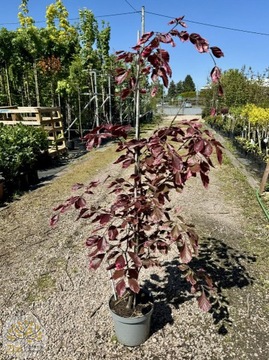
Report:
67,140,75,151
109,292,154,347
0,180,4,201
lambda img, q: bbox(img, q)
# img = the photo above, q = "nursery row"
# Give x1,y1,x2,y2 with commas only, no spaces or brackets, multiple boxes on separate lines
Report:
206,104,269,161
0,123,48,198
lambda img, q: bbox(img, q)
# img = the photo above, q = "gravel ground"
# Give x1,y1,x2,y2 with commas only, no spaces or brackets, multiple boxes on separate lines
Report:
0,117,269,360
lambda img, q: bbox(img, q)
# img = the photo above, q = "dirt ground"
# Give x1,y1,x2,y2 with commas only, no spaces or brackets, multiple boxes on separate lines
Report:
0,116,268,360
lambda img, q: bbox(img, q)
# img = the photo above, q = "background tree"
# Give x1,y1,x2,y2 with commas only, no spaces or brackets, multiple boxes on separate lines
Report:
167,80,177,102
220,68,249,108
176,80,184,94
182,74,196,92
13,0,43,106
245,67,269,107
0,29,16,105
78,9,99,69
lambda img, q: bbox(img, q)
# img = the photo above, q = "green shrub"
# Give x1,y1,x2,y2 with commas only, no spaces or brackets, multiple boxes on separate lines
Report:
0,123,48,189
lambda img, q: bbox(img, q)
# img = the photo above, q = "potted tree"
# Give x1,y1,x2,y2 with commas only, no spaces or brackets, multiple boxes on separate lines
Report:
51,16,224,346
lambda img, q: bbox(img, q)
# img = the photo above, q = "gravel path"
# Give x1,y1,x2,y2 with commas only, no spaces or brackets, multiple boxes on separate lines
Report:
0,117,269,360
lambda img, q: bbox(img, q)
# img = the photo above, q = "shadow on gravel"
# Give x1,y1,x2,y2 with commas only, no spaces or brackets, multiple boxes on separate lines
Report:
145,237,256,336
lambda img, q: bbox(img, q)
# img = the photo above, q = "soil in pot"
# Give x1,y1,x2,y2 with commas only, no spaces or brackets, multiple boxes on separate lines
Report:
110,289,153,318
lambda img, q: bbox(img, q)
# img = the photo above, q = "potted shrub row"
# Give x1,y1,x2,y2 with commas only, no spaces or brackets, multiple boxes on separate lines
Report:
0,123,48,196
51,16,224,346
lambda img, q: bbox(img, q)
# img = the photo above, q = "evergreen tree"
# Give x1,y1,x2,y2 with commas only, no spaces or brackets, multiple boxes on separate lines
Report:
176,80,184,94
183,75,196,92
167,80,177,100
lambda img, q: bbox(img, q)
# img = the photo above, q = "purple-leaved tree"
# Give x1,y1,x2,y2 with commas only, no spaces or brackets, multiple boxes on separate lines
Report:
51,16,224,312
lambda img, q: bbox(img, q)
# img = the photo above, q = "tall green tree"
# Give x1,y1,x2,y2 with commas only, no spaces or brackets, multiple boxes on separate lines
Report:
45,0,79,66
176,80,184,94
78,9,99,68
44,0,79,105
220,69,249,108
13,1,44,105
183,74,196,92
167,80,177,100
0,29,16,105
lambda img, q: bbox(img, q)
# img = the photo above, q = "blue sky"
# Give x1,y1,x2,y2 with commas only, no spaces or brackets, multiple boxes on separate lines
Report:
2,0,269,90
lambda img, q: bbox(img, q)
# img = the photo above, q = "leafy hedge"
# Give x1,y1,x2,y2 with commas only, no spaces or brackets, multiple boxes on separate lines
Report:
0,123,48,190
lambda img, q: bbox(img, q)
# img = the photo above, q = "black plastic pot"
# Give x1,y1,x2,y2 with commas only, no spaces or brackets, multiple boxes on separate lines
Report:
0,180,4,201
67,140,75,150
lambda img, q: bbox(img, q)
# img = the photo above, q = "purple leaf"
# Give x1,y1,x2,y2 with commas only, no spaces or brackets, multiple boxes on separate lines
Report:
97,237,107,252
128,278,140,294
50,214,59,227
179,31,189,42
151,86,158,97
171,153,183,171
128,252,142,267
157,68,169,87
86,235,100,247
157,49,170,62
210,66,221,83
115,254,126,270
200,172,210,188
52,204,64,211
158,33,173,44
137,31,154,45
75,197,86,209
190,33,209,53
108,226,119,240
72,183,84,190
128,269,139,280
76,208,90,220
141,46,153,58
120,88,132,99
210,46,224,58
157,241,169,254
168,16,186,27
180,242,193,263
112,269,125,280
203,142,213,156
197,290,212,312
171,225,181,240
186,273,197,285
116,279,126,297
99,213,111,225
194,139,204,153
215,145,223,164
89,254,105,270
115,70,130,85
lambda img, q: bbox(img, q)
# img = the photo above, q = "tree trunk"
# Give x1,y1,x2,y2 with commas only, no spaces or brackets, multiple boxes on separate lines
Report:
247,119,251,140
51,81,55,106
66,97,72,142
25,71,31,106
257,127,262,152
33,60,40,106
5,64,12,106
259,160,269,194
